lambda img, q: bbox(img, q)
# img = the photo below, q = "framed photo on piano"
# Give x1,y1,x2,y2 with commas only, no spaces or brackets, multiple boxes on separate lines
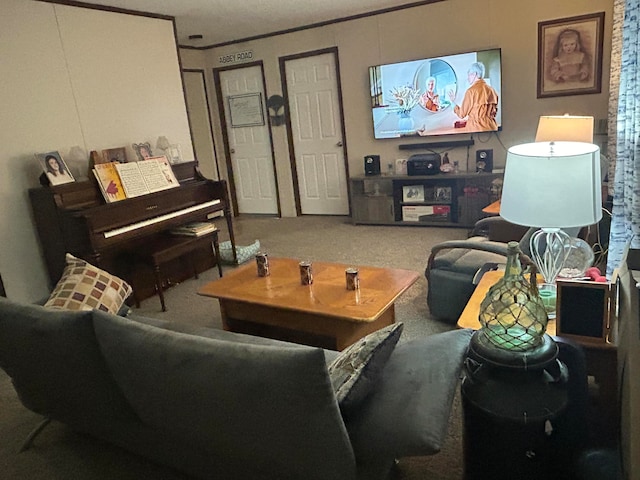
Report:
132,142,153,161
36,151,75,186
102,147,128,164
166,144,184,164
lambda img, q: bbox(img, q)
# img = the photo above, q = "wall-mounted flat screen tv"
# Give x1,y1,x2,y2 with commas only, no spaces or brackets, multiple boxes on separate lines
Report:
369,48,502,139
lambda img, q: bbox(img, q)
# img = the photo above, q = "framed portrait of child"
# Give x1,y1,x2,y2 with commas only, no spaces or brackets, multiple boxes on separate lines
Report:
537,12,604,98
36,151,75,186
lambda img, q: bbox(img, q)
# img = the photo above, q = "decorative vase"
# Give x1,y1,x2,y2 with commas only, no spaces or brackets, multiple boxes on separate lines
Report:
397,112,414,132
478,242,548,351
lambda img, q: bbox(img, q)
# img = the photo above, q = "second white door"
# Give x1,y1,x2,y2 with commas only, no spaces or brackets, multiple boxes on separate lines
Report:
285,52,349,215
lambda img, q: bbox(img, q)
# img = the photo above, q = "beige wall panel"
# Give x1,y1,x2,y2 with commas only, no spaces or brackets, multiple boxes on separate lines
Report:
2,0,194,301
0,0,81,299
183,71,218,179
55,5,194,162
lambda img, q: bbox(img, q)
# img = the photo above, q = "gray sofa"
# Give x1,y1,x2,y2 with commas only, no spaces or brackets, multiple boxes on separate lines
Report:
0,297,472,480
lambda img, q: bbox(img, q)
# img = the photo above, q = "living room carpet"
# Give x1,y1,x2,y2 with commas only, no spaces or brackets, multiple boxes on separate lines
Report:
0,215,469,479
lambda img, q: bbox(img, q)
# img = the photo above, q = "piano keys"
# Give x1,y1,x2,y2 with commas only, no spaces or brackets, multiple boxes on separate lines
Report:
29,161,237,302
103,200,220,239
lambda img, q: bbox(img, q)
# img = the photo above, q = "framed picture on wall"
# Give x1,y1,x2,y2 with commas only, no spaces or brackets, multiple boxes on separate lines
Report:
537,12,605,98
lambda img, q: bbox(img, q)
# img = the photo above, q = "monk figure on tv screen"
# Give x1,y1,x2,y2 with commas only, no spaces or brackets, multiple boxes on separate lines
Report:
420,76,440,112
448,62,499,132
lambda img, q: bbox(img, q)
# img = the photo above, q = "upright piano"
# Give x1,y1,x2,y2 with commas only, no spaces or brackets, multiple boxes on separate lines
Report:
30,161,237,301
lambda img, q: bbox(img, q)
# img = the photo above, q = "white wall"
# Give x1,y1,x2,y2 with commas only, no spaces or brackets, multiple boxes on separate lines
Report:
1,0,193,301
181,0,614,217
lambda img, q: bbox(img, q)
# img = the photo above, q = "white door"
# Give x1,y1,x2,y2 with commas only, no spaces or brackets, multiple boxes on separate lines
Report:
285,53,349,215
183,70,219,180
219,66,278,214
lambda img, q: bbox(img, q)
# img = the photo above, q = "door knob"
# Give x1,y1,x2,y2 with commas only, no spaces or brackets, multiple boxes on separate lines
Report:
336,141,343,147
230,148,235,154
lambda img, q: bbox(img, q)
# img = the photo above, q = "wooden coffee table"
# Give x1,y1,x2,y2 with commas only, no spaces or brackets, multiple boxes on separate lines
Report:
197,257,419,350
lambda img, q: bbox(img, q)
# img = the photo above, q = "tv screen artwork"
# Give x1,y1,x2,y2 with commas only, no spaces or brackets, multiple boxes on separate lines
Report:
369,48,502,139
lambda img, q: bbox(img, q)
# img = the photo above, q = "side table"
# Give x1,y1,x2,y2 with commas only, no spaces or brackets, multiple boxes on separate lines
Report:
481,199,501,215
458,269,619,446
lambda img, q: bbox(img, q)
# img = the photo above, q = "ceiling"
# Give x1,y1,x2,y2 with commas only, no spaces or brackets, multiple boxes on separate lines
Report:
73,0,435,47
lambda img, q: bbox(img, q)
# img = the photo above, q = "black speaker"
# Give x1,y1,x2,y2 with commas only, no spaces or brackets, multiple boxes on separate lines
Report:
555,279,616,343
364,155,381,176
476,149,493,173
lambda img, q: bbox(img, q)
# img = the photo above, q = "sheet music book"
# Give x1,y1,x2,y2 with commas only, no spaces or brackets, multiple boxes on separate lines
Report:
113,156,179,198
93,162,127,202
170,221,217,237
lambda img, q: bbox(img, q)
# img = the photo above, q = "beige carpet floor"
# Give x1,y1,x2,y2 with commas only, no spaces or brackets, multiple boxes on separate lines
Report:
0,215,469,479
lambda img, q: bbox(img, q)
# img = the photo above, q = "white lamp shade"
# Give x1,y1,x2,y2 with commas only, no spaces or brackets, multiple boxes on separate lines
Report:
500,141,602,228
535,115,594,143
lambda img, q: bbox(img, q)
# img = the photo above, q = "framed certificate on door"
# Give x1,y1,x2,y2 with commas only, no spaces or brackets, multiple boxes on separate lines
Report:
228,93,265,127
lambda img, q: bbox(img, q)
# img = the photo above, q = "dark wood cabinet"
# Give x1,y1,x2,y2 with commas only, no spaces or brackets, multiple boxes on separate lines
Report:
350,172,502,228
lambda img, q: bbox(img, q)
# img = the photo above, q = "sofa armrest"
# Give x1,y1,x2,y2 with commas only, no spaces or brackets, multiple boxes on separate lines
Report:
344,329,473,463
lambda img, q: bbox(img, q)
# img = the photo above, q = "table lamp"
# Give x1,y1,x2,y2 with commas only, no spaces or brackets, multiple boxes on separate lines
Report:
535,114,594,143
500,141,602,315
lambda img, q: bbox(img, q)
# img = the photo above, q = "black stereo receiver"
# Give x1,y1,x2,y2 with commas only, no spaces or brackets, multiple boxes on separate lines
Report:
407,154,441,176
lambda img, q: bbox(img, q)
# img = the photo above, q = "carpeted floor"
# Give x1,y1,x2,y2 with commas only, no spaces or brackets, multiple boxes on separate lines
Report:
0,215,469,479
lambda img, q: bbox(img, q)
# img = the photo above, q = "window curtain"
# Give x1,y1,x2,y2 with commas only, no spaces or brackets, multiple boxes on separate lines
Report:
607,0,640,276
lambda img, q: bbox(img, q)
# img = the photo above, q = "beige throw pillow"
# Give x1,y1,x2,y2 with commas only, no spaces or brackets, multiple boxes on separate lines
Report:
44,254,132,314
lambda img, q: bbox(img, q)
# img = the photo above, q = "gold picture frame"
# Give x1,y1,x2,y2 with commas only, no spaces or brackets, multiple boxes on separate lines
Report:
537,12,605,98
102,147,128,164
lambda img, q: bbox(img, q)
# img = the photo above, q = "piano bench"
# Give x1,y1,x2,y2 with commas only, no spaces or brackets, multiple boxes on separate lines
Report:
133,230,222,312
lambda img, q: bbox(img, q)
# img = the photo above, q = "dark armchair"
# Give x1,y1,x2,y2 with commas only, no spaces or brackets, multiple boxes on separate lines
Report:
425,216,532,323
425,214,602,323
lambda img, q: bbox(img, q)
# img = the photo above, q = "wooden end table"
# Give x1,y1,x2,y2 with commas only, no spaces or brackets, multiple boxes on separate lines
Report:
198,257,419,350
458,269,619,445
